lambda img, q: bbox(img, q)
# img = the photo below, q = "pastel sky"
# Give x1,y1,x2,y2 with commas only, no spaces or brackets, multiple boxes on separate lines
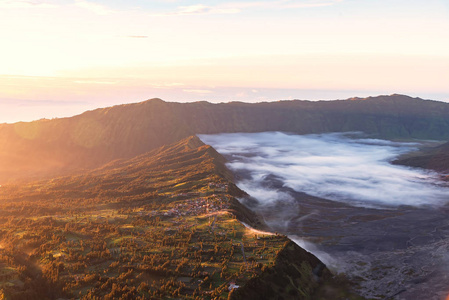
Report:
1,0,449,123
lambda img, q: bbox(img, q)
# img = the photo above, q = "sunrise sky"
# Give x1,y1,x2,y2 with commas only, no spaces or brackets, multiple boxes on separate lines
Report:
1,0,448,123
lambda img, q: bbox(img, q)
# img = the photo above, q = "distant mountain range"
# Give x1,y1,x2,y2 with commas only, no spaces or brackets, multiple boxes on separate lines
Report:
1,94,449,183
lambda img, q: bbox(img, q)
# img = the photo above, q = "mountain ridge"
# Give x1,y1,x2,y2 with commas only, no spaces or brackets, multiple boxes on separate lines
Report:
0,135,360,299
2,94,449,183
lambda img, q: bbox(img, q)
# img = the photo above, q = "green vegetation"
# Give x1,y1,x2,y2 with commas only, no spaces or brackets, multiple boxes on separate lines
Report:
0,137,347,299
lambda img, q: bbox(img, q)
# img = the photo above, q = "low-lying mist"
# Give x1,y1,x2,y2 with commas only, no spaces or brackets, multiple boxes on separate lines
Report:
200,132,448,208
200,132,449,298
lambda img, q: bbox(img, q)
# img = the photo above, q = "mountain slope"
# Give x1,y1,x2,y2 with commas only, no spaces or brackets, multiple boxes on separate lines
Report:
0,136,357,299
2,94,449,183
393,141,449,173
0,99,194,183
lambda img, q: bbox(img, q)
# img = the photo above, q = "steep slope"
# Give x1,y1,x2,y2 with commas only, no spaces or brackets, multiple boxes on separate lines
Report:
2,94,449,183
1,136,235,205
0,136,356,299
229,241,330,300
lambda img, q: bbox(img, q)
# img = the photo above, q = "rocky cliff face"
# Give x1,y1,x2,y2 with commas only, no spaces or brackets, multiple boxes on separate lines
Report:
229,241,331,300
229,240,363,300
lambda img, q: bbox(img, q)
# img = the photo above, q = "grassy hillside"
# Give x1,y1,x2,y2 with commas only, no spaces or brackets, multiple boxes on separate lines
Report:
1,94,449,183
0,136,360,300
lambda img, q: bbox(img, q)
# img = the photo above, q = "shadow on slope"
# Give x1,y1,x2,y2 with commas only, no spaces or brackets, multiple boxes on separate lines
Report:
2,94,449,183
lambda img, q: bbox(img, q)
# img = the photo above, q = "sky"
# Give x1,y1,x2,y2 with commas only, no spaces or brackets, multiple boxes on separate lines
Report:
1,0,449,123
199,132,449,208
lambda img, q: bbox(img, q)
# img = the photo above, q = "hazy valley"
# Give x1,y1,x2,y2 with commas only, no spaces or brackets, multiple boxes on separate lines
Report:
200,132,449,299
0,136,349,299
1,95,449,299
2,94,449,184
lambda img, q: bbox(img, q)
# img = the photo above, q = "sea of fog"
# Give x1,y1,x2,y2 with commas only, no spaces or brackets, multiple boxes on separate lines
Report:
199,132,448,208
200,132,449,299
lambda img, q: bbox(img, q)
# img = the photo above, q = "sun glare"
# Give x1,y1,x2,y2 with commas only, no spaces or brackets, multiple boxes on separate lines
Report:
0,0,448,118
14,122,42,140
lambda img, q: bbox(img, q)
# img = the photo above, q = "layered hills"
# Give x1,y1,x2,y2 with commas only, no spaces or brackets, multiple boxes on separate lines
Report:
2,94,449,299
2,94,449,183
0,136,357,299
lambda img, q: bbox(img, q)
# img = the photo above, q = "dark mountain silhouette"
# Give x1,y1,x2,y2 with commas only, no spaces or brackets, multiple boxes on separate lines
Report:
1,94,449,183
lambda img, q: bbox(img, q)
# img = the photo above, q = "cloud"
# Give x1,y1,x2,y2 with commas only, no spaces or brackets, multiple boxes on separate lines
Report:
183,89,213,94
0,99,88,107
73,80,117,85
219,0,343,10
199,132,449,208
126,35,149,39
201,131,449,299
153,0,342,17
290,235,340,270
279,0,344,8
236,92,248,98
74,0,112,15
151,82,185,89
0,0,58,8
155,4,240,16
